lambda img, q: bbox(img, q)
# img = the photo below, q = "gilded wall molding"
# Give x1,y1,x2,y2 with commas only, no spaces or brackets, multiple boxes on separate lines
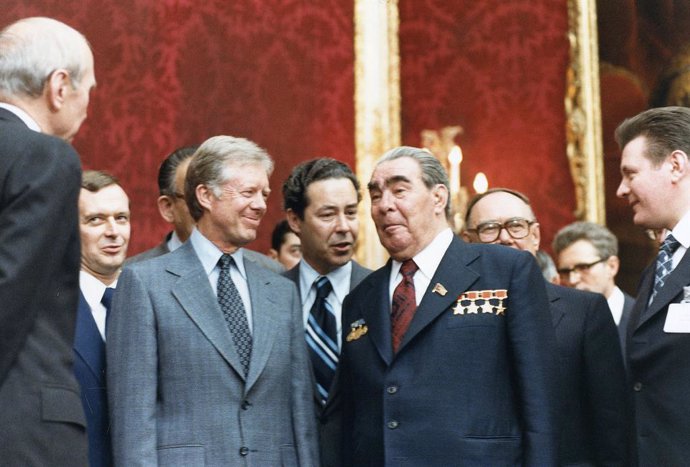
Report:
565,0,605,223
353,0,400,269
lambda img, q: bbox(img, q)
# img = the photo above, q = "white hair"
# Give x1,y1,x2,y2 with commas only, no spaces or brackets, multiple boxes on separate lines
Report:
0,17,91,98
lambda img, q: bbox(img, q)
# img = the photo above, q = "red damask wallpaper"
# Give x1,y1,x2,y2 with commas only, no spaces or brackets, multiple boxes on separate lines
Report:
2,1,355,255
399,0,574,252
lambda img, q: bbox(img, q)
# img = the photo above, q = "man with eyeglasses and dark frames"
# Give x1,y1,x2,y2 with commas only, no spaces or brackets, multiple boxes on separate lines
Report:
552,221,635,351
463,188,628,467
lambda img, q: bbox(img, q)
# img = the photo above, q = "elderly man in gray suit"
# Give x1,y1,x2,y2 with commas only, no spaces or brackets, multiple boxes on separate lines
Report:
282,158,371,466
107,136,318,466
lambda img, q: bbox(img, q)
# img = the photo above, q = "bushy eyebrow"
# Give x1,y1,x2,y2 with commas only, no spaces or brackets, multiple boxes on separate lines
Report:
367,175,411,191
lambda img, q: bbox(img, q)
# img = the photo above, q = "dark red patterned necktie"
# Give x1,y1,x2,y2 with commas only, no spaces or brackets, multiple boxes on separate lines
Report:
391,259,419,352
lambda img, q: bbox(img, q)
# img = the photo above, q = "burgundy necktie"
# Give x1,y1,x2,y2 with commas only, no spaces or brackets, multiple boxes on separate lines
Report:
391,259,419,352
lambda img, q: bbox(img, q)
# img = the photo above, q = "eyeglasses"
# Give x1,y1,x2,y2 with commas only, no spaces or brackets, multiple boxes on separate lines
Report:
466,218,536,243
557,258,607,279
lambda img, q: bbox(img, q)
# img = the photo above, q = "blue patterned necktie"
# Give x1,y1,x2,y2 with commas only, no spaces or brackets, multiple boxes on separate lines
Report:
306,276,337,405
217,254,252,376
649,233,681,306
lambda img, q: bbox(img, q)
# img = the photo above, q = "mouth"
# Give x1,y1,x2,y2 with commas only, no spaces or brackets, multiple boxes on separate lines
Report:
101,245,123,255
331,241,353,253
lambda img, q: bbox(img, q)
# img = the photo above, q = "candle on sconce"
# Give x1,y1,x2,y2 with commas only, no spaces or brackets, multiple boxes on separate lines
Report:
448,145,463,199
473,172,488,194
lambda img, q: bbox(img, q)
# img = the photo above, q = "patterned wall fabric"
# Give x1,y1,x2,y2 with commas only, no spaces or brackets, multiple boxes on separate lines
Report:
2,1,355,254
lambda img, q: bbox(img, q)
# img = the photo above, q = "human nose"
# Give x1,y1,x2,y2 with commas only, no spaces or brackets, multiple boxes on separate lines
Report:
104,218,118,236
496,226,514,244
251,192,267,211
334,212,349,232
616,179,629,198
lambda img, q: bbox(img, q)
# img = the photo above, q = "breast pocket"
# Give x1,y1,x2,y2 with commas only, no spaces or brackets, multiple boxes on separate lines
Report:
157,444,205,466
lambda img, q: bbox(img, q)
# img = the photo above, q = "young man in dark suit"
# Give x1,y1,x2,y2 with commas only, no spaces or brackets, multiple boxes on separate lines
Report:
616,106,690,466
0,17,96,465
74,171,131,467
282,158,371,466
464,188,628,466
337,147,560,466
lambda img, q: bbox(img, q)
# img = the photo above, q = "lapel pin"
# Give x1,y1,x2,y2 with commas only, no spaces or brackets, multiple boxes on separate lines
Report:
432,283,448,296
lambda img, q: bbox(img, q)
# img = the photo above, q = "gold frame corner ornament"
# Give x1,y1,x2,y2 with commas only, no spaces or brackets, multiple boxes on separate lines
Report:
566,0,606,224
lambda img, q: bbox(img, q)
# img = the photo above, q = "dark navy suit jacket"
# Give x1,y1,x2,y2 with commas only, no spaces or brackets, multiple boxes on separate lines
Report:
627,249,690,466
337,237,561,466
284,260,372,467
74,291,112,467
546,283,628,466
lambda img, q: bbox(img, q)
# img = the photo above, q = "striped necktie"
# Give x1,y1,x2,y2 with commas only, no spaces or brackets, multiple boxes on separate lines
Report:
305,276,337,405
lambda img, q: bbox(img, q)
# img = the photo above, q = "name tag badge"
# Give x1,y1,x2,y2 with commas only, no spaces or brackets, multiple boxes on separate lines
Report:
663,303,690,333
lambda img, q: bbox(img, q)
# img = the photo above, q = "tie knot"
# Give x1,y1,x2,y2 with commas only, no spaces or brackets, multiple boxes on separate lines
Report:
660,234,681,256
218,254,235,271
315,276,333,299
400,259,418,278
101,287,115,310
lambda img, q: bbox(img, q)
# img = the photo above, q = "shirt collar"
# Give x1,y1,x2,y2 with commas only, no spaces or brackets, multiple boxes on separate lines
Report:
390,228,454,281
167,230,184,252
298,259,352,303
670,209,690,250
0,103,41,132
79,270,118,304
189,228,246,279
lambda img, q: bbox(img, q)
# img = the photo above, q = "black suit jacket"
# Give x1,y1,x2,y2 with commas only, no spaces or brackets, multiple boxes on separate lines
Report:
337,237,560,466
0,108,87,464
546,283,628,466
284,260,372,467
74,291,112,467
627,249,690,466
618,291,635,355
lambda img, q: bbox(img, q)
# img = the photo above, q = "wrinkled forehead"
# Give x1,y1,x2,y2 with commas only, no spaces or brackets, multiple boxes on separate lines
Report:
469,192,535,225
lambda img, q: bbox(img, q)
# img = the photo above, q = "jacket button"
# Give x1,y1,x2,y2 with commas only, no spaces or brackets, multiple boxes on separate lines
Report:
387,420,399,429
633,382,643,392
239,447,249,456
241,400,251,410
387,385,398,394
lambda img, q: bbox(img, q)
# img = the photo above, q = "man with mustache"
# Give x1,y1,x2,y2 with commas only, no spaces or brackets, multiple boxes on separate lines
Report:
283,158,371,467
74,170,131,467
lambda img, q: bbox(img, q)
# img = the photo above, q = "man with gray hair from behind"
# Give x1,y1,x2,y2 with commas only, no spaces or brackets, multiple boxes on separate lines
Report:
552,221,635,350
0,17,96,465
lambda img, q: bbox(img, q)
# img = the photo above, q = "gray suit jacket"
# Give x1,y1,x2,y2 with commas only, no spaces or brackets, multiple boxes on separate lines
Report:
107,242,318,466
284,260,371,467
128,232,285,273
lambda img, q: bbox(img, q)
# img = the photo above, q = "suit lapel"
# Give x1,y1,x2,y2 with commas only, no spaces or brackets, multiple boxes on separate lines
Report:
637,251,690,329
546,283,565,328
398,238,480,354
357,266,395,365
244,260,279,392
74,291,106,383
170,244,248,380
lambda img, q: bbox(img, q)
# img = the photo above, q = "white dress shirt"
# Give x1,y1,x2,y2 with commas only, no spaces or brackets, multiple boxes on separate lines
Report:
388,228,454,307
607,286,625,326
79,271,118,341
668,209,690,269
299,260,352,351
167,230,184,252
189,228,254,333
